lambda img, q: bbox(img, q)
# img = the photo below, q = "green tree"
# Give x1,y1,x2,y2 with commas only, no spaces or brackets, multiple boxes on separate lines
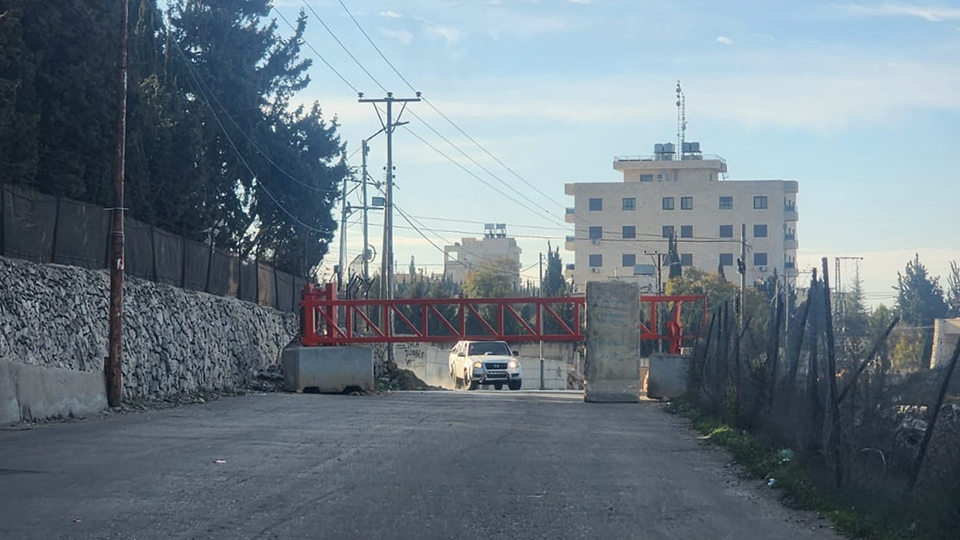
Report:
667,230,682,279
839,268,869,357
542,243,567,297
896,254,948,326
890,332,924,371
947,260,960,317
464,257,519,299
896,254,947,370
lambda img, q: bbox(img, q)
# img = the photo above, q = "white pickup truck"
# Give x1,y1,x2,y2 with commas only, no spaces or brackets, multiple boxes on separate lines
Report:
448,340,522,391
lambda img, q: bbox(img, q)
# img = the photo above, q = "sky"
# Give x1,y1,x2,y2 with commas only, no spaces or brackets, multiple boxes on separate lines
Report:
270,0,960,305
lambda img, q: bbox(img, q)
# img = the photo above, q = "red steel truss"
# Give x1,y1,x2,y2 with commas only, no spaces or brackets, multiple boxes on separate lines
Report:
299,284,706,354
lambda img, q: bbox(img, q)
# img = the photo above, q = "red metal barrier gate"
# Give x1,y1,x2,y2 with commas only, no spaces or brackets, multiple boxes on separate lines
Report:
299,284,706,354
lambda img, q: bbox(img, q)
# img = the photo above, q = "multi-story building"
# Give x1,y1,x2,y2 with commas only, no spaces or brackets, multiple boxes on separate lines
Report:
564,142,798,292
444,224,522,287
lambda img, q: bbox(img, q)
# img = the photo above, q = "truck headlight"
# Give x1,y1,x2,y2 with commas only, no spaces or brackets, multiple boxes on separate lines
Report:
508,361,518,369
473,361,483,369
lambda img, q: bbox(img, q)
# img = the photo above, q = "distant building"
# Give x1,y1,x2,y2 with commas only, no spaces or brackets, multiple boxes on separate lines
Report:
444,224,522,287
564,142,798,292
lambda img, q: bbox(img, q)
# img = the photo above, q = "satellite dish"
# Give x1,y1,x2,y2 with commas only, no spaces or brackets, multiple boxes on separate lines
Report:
364,245,377,262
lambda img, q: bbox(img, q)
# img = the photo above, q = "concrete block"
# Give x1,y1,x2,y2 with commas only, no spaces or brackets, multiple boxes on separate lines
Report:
584,281,641,403
282,346,374,393
647,354,691,400
0,361,107,424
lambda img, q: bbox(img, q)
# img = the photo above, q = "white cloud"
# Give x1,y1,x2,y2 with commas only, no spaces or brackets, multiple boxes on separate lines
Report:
398,54,960,130
425,24,463,45
379,28,413,45
841,3,960,22
379,10,402,19
716,35,733,45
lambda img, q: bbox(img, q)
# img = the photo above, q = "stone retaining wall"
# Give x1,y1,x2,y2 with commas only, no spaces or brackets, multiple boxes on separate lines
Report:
0,256,297,402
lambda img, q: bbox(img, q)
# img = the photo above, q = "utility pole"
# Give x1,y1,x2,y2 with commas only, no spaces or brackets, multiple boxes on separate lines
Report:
645,250,669,353
358,92,420,303
361,139,370,282
338,172,349,296
644,250,668,295
359,92,420,366
834,256,863,319
106,0,129,408
738,223,747,334
539,252,545,389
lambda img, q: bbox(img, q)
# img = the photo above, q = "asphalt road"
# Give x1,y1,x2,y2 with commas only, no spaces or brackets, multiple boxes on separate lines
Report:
0,391,840,540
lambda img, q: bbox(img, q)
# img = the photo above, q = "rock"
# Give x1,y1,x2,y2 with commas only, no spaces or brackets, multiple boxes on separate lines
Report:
0,256,297,401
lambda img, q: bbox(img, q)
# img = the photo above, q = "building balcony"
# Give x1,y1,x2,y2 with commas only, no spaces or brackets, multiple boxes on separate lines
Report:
565,236,576,251
784,204,798,221
565,207,576,223
784,234,798,250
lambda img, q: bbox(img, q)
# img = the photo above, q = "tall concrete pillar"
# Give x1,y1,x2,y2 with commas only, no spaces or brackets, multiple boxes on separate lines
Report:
584,281,641,403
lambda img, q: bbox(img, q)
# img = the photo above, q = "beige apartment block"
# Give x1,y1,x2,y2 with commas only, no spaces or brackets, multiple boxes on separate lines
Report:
564,142,798,292
444,224,522,287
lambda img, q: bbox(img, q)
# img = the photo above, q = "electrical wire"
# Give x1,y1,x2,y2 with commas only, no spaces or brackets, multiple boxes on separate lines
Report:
332,0,566,210
298,0,560,222
173,37,329,234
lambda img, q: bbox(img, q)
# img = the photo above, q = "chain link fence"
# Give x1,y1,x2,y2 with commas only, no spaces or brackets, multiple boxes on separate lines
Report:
0,184,306,313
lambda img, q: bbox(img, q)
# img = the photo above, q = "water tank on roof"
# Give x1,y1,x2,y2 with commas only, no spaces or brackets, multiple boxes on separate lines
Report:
654,143,664,154
690,141,700,152
663,143,675,154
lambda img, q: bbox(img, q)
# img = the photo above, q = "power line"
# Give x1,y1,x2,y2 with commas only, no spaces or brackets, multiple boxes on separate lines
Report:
170,16,341,195
273,8,359,94
299,0,387,93
173,34,329,234
332,0,566,210
400,124,551,218
300,0,558,222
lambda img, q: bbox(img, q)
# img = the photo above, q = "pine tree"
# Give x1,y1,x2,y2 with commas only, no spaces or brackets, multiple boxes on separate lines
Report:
667,230,682,279
542,243,567,297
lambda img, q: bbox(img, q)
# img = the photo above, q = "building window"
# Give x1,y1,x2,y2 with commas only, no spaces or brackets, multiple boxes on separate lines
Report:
719,225,733,238
680,254,693,267
622,225,636,239
662,197,675,210
662,225,675,238
754,224,768,238
622,197,636,211
589,226,603,240
754,253,768,266
754,196,768,209
681,196,693,210
680,225,693,238
589,254,603,267
622,254,636,267
588,198,602,211
720,253,734,266
719,196,733,210
640,174,653,182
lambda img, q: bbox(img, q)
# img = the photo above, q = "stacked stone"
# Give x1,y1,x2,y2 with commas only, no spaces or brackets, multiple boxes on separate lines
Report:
0,257,296,400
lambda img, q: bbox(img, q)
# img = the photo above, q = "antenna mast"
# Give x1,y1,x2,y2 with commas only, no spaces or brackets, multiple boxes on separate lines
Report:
676,80,687,159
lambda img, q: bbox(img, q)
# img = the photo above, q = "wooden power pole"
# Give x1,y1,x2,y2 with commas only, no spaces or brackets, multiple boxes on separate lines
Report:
107,0,129,408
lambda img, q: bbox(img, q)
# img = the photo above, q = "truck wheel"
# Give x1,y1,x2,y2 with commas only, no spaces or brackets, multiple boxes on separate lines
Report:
467,378,479,391
494,383,504,390
509,380,522,391
452,373,461,390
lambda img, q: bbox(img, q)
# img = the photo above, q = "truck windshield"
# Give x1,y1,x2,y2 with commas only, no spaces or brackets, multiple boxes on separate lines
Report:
468,342,511,356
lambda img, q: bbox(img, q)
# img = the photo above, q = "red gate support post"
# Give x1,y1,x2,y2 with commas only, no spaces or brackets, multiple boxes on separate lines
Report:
300,284,320,346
